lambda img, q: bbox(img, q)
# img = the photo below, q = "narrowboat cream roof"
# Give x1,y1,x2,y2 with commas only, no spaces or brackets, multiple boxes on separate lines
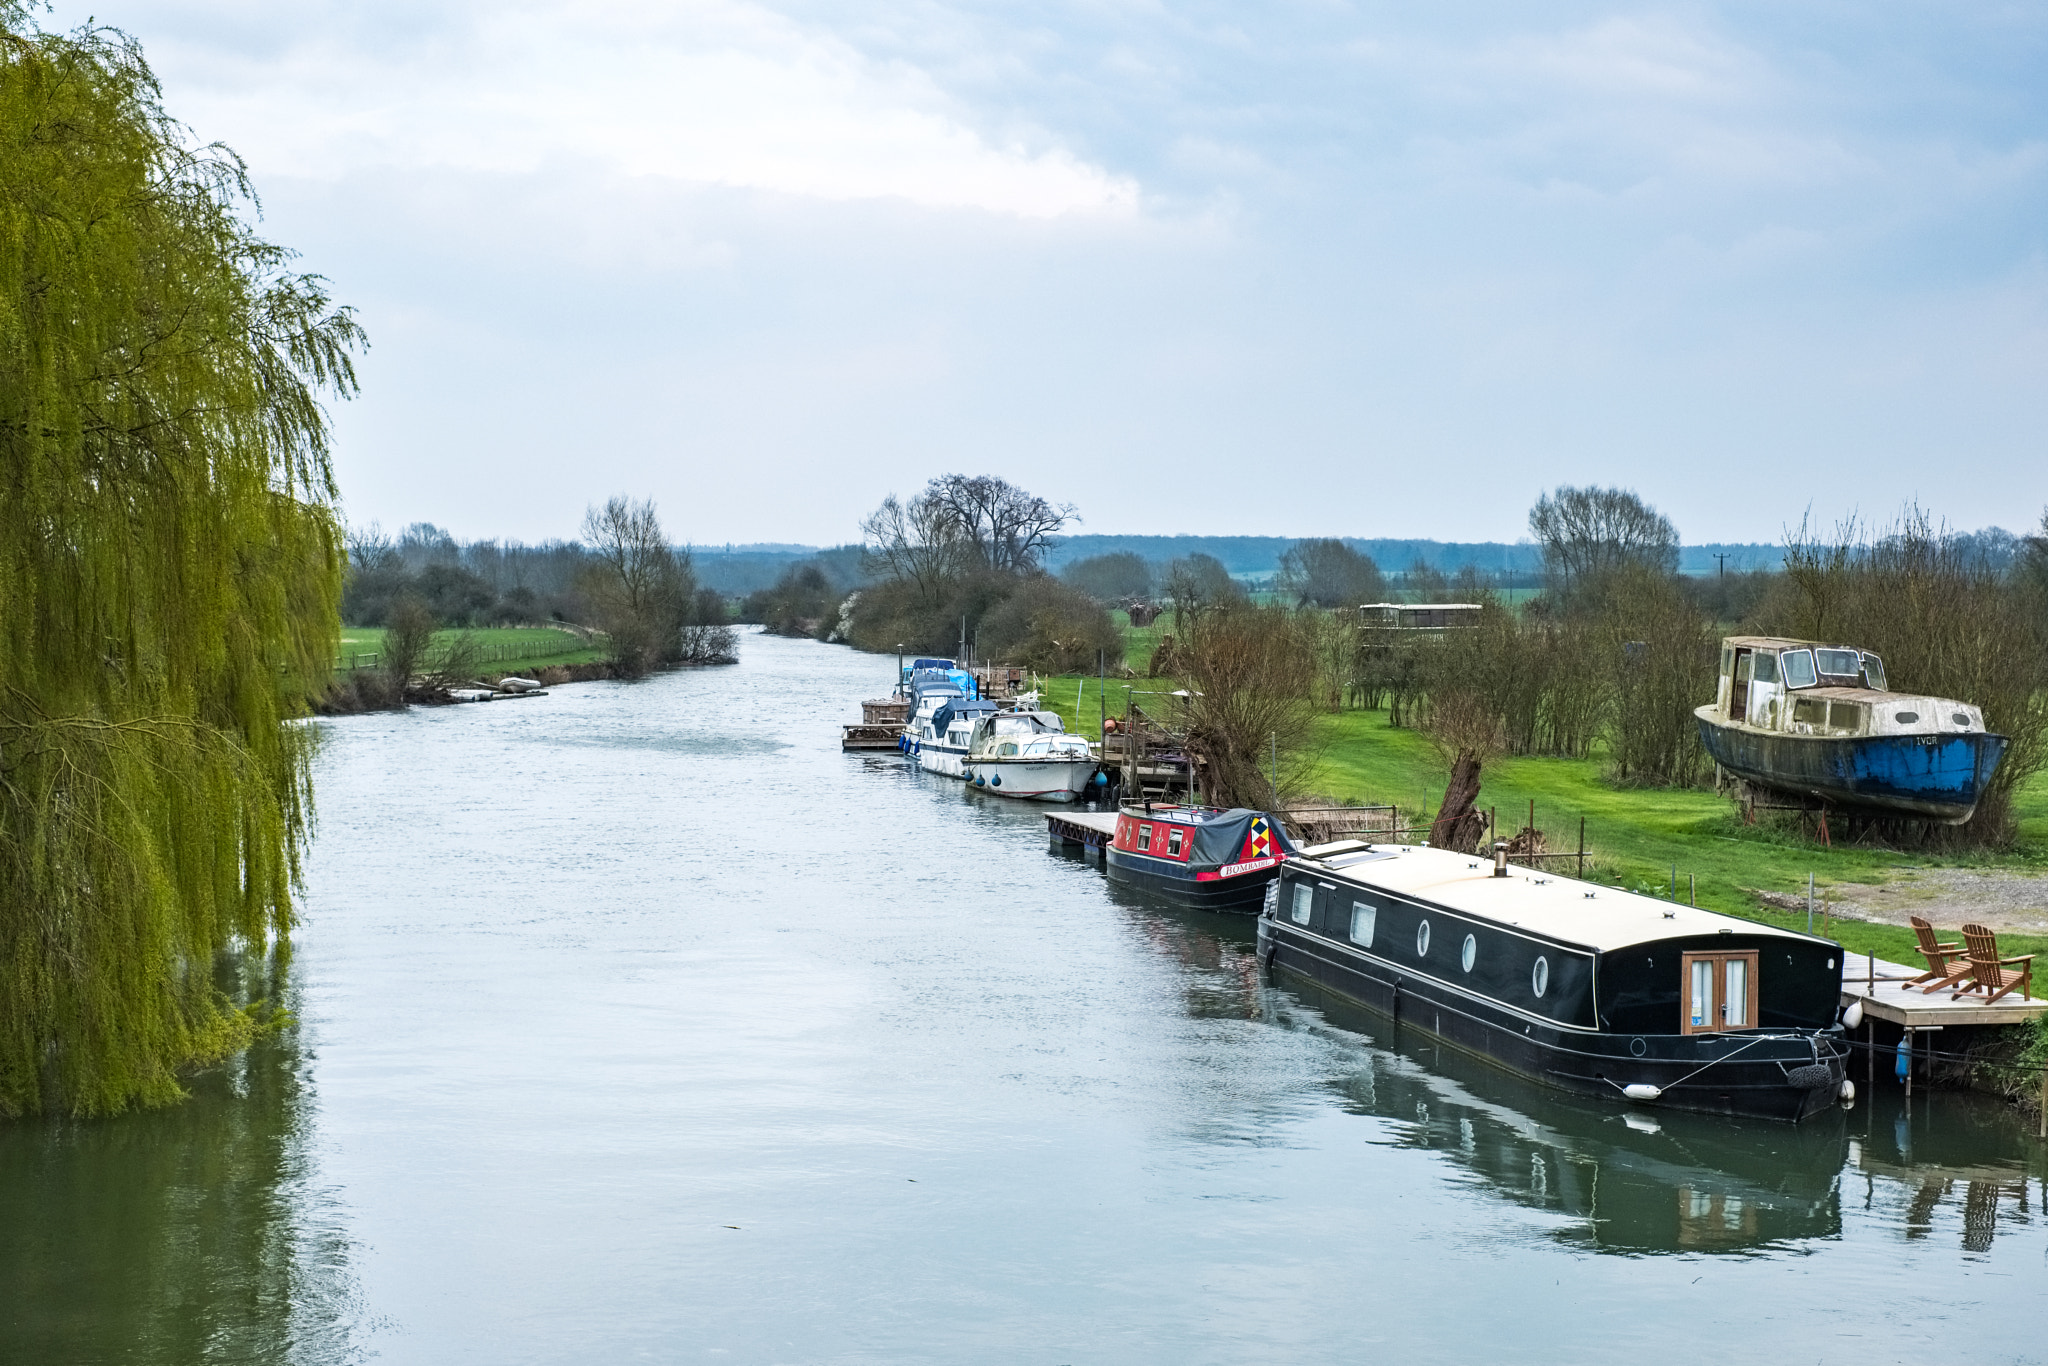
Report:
1293,842,1816,953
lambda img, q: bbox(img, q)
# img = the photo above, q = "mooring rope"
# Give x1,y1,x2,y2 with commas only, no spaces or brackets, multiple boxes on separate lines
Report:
1604,1032,1814,1097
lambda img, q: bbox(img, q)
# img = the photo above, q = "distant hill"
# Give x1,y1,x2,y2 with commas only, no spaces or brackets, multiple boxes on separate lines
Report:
685,536,1788,593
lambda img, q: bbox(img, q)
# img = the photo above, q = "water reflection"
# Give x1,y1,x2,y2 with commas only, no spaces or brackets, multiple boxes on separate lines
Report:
0,958,364,1365
1075,840,2045,1259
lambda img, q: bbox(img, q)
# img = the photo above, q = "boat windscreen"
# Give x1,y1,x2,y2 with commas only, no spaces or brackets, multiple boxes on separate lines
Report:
1861,654,1887,690
1781,649,1817,689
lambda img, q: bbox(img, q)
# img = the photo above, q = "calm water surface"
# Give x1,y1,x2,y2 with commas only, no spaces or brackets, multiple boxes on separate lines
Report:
6,630,2048,1364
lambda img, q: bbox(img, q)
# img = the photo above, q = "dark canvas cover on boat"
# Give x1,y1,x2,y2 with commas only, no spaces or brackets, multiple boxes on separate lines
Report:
930,699,999,732
1189,810,1298,868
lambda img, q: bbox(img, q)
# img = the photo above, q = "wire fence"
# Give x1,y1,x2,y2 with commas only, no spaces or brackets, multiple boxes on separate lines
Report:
336,637,595,673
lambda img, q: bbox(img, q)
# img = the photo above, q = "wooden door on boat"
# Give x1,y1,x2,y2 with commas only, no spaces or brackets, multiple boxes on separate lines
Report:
1680,951,1758,1034
1728,649,1752,722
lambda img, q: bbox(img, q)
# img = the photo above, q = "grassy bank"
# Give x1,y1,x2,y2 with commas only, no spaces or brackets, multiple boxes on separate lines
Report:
1030,658,2048,969
337,626,605,678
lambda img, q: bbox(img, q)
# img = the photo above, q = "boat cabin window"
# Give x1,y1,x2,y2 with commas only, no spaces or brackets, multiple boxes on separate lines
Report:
1829,701,1865,734
1733,652,1752,684
1781,649,1817,689
1791,697,1826,729
1461,934,1477,972
1290,883,1313,925
1751,653,1779,685
1348,901,1376,947
1814,648,1859,678
1167,827,1185,857
1719,645,1734,678
1681,951,1758,1034
1531,956,1550,997
1894,710,1919,725
1415,920,1431,958
1861,654,1886,691
998,743,1018,756
1137,824,1153,851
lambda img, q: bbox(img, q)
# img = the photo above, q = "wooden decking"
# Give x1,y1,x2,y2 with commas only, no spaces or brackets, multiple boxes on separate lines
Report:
1047,810,1119,849
1839,952,2048,1028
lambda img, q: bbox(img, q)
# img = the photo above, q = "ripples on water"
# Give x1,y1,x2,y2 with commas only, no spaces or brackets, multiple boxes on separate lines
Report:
3,630,2044,1363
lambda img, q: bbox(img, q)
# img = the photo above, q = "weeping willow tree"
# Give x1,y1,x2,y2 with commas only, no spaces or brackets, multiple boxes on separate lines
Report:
0,15,362,1116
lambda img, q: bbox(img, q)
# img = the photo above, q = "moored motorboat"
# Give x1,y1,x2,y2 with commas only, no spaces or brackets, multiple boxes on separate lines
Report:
1104,803,1298,912
964,710,1098,802
913,697,997,778
1257,841,1850,1121
1693,636,2007,824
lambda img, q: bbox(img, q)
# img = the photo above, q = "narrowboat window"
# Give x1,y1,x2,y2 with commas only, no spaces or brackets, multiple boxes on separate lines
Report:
1791,697,1826,727
1861,654,1886,690
1461,934,1477,972
1895,711,1920,725
1349,901,1376,947
1138,825,1152,850
1829,701,1865,733
1531,956,1549,997
1752,653,1779,684
1167,828,1184,856
1291,884,1312,925
1815,648,1859,676
1781,650,1817,688
1415,920,1431,957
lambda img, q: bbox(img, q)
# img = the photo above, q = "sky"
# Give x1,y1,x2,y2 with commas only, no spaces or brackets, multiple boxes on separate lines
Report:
43,1,2048,547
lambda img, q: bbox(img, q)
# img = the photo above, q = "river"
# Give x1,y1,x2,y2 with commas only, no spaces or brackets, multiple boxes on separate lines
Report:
4,629,2046,1363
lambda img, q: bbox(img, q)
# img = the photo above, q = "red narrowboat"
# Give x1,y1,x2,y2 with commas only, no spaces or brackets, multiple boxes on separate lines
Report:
1105,803,1299,913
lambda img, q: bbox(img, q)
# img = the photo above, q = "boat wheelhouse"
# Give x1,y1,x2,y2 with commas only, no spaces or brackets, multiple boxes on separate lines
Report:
1257,842,1850,1121
964,711,1097,803
1106,804,1299,912
1694,636,2007,824
913,698,997,778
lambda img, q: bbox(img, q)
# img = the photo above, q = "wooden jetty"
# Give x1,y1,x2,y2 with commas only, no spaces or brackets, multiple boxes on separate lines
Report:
1046,809,1118,852
843,696,908,751
1838,952,2046,1029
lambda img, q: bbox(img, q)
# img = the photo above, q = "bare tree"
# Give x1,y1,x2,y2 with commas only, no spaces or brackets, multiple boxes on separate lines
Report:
1277,538,1385,609
581,496,693,677
1529,486,1679,598
923,474,1075,573
1177,604,1324,809
859,491,966,603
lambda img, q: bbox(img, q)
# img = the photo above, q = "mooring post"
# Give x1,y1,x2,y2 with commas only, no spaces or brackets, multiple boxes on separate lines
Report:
1689,872,1696,907
1807,872,1814,934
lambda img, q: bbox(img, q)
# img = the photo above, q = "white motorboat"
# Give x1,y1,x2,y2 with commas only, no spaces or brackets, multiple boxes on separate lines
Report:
963,710,1098,803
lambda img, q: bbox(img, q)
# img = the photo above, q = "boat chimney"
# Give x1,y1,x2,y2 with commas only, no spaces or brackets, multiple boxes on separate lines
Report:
1492,841,1508,878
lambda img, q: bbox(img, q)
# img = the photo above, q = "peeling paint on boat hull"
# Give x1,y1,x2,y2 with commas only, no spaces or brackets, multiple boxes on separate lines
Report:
1695,710,2008,823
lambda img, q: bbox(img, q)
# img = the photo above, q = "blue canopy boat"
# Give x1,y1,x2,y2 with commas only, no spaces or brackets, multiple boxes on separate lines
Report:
1694,636,2007,824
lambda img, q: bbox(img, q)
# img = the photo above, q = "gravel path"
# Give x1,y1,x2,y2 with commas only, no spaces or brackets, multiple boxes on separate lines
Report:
1779,868,2048,934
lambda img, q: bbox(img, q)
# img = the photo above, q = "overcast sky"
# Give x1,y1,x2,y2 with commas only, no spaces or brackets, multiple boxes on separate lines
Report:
50,1,2048,546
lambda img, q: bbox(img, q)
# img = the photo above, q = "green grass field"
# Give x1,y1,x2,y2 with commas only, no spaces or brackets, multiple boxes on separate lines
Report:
1029,650,2048,968
336,626,604,677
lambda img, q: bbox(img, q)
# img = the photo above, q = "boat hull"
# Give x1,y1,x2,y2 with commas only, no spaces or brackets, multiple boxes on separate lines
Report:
1258,914,1847,1122
915,738,969,778
1695,710,2008,823
1105,847,1282,913
966,757,1095,802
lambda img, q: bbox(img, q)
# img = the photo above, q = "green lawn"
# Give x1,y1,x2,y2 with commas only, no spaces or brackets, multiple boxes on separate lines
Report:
336,626,604,677
1032,654,2048,967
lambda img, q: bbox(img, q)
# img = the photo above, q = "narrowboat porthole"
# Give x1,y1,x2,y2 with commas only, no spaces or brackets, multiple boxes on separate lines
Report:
1461,934,1476,972
1290,884,1312,925
1415,920,1431,957
1630,1037,1647,1058
1531,956,1550,997
1349,901,1376,947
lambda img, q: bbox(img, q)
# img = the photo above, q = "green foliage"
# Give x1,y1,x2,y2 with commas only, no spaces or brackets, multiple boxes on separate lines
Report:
0,18,359,1114
975,575,1123,674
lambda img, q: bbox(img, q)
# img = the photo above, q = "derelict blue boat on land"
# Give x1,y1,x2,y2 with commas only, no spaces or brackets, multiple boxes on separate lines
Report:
1694,636,2007,825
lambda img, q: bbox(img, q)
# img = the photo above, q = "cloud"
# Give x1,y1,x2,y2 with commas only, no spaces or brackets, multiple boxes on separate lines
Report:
140,0,1140,218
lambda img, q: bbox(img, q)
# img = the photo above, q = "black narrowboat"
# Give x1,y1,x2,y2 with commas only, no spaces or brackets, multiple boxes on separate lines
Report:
1257,842,1851,1121
1105,803,1299,913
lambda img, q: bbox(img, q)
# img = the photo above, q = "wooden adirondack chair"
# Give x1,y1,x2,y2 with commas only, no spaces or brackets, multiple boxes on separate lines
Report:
1907,916,1973,994
1952,923,2035,1005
